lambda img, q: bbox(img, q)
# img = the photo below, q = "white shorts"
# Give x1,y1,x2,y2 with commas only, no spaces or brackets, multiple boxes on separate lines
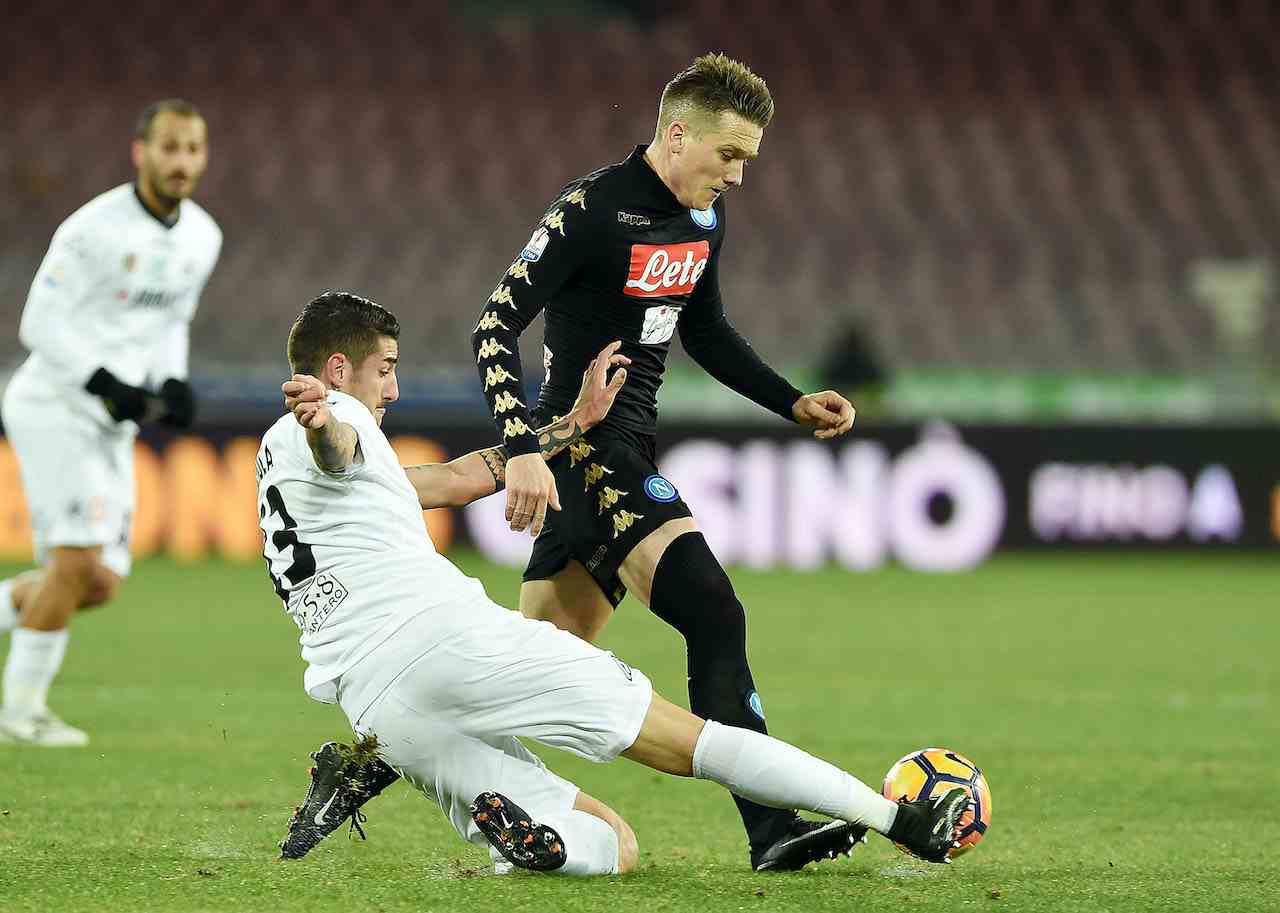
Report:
335,598,653,849
1,374,136,578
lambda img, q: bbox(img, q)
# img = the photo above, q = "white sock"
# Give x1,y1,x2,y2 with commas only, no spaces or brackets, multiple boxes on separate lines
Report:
0,580,17,634
692,719,899,835
2,627,70,716
537,809,620,876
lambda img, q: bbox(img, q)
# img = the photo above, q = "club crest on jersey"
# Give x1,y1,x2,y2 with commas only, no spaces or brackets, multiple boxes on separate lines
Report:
690,206,717,230
624,242,710,298
643,474,679,503
520,226,550,262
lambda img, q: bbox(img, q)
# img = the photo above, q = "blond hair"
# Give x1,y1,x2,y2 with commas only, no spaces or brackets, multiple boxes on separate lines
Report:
656,53,774,137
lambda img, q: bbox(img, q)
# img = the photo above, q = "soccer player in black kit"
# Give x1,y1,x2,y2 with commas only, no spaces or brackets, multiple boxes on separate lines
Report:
281,53,860,872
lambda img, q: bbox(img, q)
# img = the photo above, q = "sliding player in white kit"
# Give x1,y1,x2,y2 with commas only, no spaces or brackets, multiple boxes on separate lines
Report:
261,290,968,875
0,99,221,746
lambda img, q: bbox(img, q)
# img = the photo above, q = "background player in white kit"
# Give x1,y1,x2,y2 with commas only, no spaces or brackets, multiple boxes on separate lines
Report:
0,100,221,746
262,291,968,875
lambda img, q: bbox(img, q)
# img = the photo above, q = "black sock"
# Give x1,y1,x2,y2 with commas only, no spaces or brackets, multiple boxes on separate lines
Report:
647,532,795,852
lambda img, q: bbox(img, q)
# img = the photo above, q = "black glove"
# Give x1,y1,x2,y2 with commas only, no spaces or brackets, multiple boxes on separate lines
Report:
85,368,152,423
159,378,196,428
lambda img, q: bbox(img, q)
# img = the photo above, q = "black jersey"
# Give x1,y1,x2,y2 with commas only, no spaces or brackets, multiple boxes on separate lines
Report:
472,145,802,456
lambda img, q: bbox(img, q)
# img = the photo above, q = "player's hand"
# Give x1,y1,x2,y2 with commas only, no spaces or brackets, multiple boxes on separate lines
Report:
84,367,154,423
505,453,561,536
283,374,331,430
792,390,856,440
570,340,630,430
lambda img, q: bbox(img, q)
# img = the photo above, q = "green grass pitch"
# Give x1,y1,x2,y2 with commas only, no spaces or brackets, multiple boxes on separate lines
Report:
1,551,1276,912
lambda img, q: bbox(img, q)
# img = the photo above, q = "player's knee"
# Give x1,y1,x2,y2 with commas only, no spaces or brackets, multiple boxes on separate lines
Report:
520,603,592,642
47,548,106,604
650,533,744,643
81,567,122,609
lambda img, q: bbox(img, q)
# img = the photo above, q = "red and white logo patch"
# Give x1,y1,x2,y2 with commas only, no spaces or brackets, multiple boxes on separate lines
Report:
624,242,710,298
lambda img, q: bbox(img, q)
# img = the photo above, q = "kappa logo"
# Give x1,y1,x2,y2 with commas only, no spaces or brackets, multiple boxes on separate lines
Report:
617,211,651,227
597,486,629,515
484,365,516,390
542,209,566,235
583,463,614,491
568,440,594,466
492,391,525,415
507,259,533,284
476,311,509,332
624,242,710,298
503,418,533,439
611,509,645,539
475,338,513,362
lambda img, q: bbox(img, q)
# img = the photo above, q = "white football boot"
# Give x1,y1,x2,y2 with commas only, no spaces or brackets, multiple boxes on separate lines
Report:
0,709,89,747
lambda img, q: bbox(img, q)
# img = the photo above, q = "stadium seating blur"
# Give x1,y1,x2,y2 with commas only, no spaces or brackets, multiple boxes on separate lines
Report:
2,0,1277,384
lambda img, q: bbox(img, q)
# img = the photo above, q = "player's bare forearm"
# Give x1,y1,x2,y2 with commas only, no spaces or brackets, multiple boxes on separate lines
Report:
306,422,359,473
405,411,588,509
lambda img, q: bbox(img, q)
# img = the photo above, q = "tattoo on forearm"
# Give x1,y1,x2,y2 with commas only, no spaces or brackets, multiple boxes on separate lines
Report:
308,424,356,472
537,413,586,461
479,447,507,489
481,414,587,491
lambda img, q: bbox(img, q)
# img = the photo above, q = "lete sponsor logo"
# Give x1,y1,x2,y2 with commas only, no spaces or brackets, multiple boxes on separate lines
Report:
623,241,710,298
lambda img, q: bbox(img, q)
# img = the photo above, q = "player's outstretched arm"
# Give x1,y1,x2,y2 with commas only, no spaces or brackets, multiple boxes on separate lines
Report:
407,343,629,511
281,374,359,472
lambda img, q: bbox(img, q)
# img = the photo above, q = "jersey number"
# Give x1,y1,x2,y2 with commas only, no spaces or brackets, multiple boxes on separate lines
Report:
261,485,316,599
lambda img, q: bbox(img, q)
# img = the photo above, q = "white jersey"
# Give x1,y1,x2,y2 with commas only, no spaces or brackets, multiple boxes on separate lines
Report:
256,391,485,702
9,183,222,426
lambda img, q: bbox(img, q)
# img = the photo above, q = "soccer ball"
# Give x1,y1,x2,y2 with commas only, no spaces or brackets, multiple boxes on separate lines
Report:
882,747,992,858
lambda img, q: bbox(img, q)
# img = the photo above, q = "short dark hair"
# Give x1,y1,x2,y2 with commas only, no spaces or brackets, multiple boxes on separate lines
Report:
287,291,401,376
135,98,203,140
658,53,774,134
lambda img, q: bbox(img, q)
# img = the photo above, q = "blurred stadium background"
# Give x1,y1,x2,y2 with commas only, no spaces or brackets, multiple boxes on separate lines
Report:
1,0,1276,565
2,5,1278,909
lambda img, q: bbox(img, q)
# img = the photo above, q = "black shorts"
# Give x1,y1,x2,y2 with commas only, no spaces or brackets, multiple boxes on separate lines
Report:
523,424,692,607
